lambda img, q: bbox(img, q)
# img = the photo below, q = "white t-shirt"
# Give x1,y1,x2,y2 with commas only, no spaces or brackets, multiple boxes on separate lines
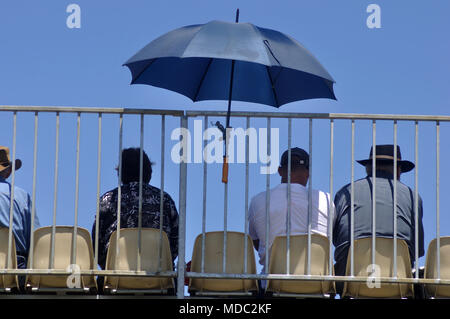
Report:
248,183,333,272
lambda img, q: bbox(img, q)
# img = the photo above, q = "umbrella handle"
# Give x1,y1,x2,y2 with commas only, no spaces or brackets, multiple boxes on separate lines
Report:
222,156,229,184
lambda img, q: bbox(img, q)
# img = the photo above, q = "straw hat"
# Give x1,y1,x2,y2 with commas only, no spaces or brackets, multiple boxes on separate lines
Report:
0,146,22,173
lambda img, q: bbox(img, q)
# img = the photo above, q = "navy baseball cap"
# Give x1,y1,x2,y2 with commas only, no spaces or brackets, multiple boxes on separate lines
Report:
280,147,309,169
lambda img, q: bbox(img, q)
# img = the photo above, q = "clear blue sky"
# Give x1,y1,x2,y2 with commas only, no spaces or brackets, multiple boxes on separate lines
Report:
1,0,449,274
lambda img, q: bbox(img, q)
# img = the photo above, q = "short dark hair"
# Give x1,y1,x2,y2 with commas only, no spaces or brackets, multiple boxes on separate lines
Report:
120,148,153,184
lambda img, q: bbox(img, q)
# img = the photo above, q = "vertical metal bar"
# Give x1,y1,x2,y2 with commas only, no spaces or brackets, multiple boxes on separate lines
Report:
29,112,39,269
177,115,188,299
201,116,208,273
50,112,60,269
350,120,355,277
393,121,398,277
71,112,81,266
7,112,17,269
244,116,250,274
414,121,419,278
265,117,271,274
137,114,144,272
158,115,166,272
286,118,292,275
329,119,334,276
436,121,440,280
115,114,123,270
371,120,376,270
307,119,313,275
94,113,102,268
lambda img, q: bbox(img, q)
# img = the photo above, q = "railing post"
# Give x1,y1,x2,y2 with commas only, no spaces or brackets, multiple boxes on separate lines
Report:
177,115,188,299
393,120,398,277
7,112,17,269
158,115,166,272
350,120,355,277
94,113,102,268
286,118,292,275
436,121,440,280
29,112,39,270
201,116,208,274
329,119,334,276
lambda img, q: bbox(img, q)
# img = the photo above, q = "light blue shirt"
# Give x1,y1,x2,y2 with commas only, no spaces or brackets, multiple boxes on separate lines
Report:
0,176,40,266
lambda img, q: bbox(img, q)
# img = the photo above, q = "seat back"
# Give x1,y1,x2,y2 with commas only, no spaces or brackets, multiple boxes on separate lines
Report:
26,226,96,291
266,233,335,295
0,227,18,291
189,231,258,293
343,237,413,298
104,228,174,291
424,237,450,298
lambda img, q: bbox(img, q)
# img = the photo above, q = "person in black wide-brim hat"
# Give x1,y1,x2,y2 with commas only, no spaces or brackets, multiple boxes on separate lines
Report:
333,144,424,298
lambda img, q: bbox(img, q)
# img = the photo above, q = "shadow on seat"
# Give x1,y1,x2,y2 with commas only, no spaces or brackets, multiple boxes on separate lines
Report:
188,231,258,296
103,228,175,295
26,226,97,294
0,227,18,292
342,237,413,298
265,233,335,298
424,237,450,298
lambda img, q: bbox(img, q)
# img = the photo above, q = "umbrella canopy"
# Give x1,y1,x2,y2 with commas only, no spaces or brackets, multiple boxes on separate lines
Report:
124,20,336,108
124,16,336,183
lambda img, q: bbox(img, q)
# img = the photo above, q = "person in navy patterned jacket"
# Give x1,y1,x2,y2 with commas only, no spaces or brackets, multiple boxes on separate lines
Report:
92,147,179,271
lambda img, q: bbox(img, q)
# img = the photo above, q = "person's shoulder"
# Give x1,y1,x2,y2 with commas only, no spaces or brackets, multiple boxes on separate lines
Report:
145,184,176,202
12,184,31,200
100,187,117,201
334,181,352,196
333,178,369,199
397,181,422,200
249,188,268,204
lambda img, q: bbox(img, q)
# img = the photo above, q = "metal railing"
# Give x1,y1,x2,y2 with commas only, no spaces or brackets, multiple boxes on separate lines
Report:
0,105,449,299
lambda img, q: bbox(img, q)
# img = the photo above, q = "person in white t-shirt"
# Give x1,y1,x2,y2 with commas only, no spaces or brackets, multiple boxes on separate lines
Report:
248,147,333,274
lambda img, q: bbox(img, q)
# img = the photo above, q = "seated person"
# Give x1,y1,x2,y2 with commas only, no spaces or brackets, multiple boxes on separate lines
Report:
92,147,179,270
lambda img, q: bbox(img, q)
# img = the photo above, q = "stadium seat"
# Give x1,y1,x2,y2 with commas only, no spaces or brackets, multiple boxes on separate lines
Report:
103,228,175,294
0,227,18,292
26,226,97,293
188,231,258,296
265,233,335,298
342,237,413,298
424,237,450,298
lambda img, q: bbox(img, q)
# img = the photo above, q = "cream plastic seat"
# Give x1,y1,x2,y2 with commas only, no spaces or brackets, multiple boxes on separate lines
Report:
266,233,335,298
26,226,97,293
342,237,413,298
103,228,175,294
0,227,19,292
188,231,258,296
424,237,450,298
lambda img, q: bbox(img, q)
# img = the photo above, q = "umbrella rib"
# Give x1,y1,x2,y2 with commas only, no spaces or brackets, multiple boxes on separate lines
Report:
193,58,213,101
265,66,280,107
129,59,157,85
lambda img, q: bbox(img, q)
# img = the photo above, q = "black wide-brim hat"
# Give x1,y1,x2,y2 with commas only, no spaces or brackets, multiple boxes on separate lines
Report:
357,144,415,173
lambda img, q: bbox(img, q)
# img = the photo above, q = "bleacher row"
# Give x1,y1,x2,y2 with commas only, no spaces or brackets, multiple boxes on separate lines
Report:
0,226,449,298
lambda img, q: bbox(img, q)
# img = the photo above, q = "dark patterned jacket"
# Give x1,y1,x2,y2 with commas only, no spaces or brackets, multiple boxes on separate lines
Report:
92,182,179,269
